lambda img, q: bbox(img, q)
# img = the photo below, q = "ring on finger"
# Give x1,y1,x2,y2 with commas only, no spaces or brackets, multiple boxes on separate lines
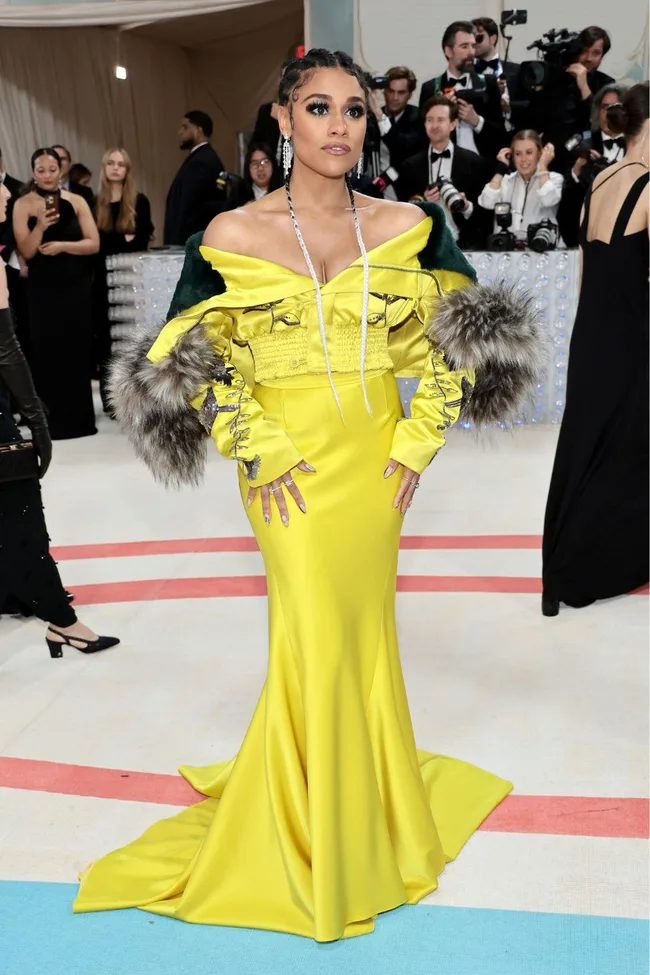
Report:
270,486,282,494
284,478,294,487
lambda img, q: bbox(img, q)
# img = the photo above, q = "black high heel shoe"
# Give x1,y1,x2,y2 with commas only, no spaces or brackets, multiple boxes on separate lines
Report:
541,594,560,617
46,628,120,658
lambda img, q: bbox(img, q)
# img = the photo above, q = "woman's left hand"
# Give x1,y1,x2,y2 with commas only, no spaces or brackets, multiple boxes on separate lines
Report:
384,459,420,515
38,241,65,256
540,142,555,169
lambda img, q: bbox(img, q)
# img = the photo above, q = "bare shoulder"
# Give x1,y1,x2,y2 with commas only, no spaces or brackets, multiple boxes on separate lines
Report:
203,189,285,255
63,189,90,214
354,194,429,236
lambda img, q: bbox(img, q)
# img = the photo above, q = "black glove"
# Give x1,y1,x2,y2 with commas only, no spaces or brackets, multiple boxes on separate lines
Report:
0,306,52,477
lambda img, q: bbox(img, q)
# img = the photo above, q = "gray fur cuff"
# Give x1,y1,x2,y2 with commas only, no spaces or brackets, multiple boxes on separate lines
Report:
427,282,543,424
107,320,217,488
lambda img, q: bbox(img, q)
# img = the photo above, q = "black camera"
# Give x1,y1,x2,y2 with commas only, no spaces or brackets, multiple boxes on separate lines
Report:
365,73,389,90
520,28,582,91
527,219,559,252
487,201,518,250
433,177,466,214
216,170,245,199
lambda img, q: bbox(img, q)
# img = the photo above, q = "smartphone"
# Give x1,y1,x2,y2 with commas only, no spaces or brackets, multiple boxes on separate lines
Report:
44,193,59,218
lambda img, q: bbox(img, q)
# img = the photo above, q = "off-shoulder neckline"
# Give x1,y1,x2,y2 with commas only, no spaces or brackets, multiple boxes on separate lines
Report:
199,215,432,287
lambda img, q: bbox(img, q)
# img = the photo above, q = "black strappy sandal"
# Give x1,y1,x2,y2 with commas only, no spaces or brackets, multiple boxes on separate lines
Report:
46,628,120,658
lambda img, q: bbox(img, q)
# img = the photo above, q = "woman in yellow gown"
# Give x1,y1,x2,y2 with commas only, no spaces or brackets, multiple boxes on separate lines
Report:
73,50,540,942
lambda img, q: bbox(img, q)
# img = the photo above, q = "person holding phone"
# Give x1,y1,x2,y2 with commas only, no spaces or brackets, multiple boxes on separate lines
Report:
13,148,99,439
478,131,564,242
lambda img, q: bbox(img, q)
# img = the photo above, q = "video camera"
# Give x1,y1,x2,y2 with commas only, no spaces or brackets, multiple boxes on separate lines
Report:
365,73,389,90
520,28,582,91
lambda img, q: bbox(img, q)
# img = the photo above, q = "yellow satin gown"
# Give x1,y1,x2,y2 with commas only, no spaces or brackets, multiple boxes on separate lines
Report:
73,215,512,941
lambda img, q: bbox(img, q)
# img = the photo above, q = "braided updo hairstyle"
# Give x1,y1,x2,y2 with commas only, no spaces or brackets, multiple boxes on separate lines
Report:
278,48,370,111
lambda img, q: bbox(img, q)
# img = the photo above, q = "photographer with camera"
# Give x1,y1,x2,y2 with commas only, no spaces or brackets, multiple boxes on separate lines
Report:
558,84,628,246
472,17,524,132
520,29,602,173
479,131,564,248
365,67,427,200
577,27,615,95
419,22,506,160
397,95,489,249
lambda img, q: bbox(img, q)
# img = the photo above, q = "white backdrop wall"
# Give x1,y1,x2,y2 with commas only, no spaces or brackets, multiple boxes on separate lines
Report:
356,0,648,98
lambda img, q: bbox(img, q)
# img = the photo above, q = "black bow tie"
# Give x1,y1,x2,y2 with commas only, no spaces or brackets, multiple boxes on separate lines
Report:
603,137,625,150
476,57,500,72
449,76,467,87
431,149,451,161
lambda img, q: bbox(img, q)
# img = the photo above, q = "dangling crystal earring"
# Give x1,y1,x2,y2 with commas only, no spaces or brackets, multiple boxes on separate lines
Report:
282,136,293,178
356,153,364,179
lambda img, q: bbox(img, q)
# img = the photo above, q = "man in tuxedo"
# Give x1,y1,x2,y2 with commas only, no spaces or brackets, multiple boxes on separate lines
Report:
0,149,29,356
558,83,628,246
472,17,524,131
51,144,94,207
419,21,506,160
164,111,225,247
397,95,490,249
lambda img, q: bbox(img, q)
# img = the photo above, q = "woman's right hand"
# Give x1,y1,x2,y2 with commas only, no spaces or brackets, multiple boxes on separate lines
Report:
496,147,512,167
35,200,59,232
247,460,316,526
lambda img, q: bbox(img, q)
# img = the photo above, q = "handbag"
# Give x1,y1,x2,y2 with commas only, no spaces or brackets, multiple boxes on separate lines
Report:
0,440,39,483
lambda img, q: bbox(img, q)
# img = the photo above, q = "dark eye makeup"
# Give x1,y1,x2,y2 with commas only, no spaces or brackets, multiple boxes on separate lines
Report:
305,99,366,119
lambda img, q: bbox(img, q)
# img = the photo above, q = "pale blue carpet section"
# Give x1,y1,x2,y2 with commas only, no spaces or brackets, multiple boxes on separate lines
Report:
0,881,647,975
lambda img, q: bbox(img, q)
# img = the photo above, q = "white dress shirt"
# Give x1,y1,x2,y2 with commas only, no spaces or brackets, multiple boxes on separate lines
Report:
479,168,564,239
428,142,473,241
190,141,209,154
446,72,485,154
600,136,625,164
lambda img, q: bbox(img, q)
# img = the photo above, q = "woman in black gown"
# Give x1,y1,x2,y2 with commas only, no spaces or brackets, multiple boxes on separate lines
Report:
542,83,649,615
0,176,119,656
92,147,153,413
13,148,99,440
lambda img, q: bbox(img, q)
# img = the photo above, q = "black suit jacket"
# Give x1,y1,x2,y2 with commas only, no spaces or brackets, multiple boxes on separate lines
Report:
164,143,225,246
396,145,490,248
419,71,506,159
588,69,615,96
557,130,626,246
0,173,24,262
252,103,281,157
380,104,428,171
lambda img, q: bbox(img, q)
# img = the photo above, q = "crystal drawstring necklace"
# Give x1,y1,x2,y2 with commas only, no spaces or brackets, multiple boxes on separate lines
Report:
284,167,371,420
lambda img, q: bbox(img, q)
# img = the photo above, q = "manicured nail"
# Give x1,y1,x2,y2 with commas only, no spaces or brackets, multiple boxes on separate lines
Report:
384,465,393,478
264,514,270,525
393,498,400,509
304,463,316,473
246,496,253,507
299,502,306,513
282,515,289,526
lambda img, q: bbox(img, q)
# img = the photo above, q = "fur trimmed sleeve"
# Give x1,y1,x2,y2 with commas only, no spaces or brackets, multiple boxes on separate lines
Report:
108,302,302,490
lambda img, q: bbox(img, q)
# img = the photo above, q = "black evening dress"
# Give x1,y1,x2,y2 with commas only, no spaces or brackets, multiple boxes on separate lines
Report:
26,193,96,439
92,193,153,410
543,167,649,606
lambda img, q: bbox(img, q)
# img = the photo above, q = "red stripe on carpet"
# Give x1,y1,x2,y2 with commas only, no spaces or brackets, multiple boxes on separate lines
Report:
66,576,549,605
50,535,544,561
0,757,646,838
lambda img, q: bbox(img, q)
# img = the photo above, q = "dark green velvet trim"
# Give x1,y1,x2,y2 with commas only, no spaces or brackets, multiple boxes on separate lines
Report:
167,231,226,320
413,201,477,282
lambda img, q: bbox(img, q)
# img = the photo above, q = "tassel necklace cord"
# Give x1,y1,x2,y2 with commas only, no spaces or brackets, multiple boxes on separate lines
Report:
284,172,372,419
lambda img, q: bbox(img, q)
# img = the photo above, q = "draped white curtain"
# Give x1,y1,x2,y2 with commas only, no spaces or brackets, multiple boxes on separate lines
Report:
0,2,302,241
0,1,272,28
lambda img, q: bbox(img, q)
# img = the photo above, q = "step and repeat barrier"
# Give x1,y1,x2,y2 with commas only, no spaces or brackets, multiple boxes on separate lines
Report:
107,248,579,425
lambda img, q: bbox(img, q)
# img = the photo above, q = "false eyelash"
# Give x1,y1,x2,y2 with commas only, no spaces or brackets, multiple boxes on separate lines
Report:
306,100,330,115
